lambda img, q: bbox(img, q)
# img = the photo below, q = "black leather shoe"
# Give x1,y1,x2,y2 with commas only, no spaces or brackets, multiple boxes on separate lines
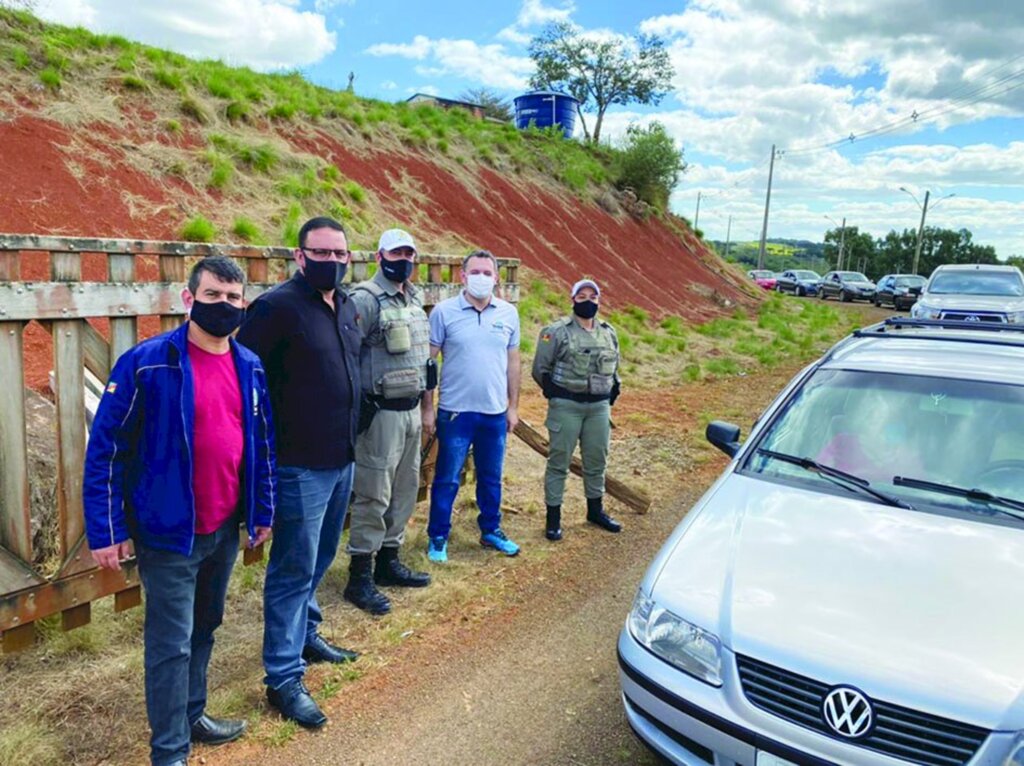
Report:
545,504,563,541
374,546,431,588
303,633,359,664
266,680,327,729
344,554,392,615
190,714,246,746
586,496,622,533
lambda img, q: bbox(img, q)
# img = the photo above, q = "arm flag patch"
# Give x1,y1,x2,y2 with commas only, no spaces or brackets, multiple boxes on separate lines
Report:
105,382,118,395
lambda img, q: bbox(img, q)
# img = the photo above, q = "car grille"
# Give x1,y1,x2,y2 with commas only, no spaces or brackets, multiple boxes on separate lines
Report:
938,311,1005,323
735,655,989,766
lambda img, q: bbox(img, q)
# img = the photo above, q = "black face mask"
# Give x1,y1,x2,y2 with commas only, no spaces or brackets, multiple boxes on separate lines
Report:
572,300,599,319
190,299,243,337
380,258,414,283
303,258,346,291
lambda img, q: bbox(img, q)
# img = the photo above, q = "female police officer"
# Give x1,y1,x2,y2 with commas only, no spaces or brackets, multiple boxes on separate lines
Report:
532,279,622,541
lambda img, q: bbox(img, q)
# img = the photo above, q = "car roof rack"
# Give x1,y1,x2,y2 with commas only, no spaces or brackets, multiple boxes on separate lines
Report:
849,317,1024,348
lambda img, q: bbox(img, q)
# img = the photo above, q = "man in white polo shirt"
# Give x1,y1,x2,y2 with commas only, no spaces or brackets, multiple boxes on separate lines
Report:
422,249,521,562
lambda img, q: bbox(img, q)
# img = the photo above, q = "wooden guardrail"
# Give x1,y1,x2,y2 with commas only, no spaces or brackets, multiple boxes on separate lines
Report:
0,233,519,652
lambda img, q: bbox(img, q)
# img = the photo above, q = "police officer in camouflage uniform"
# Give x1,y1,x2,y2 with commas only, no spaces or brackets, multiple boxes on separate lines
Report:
344,229,434,615
532,279,622,541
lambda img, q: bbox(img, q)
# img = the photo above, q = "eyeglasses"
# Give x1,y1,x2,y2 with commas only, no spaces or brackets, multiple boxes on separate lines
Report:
302,248,351,261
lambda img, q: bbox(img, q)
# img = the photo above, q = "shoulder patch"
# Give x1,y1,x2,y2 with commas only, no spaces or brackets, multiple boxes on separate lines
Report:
541,332,552,342
105,382,118,395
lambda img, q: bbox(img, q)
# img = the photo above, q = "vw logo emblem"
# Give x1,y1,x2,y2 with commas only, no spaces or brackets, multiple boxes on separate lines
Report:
822,686,874,738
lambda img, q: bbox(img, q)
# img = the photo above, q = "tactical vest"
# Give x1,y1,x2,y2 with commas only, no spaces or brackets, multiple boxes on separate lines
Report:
354,280,430,399
550,318,619,395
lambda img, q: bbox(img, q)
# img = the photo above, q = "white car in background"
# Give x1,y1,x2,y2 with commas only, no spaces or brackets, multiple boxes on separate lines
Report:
912,264,1024,323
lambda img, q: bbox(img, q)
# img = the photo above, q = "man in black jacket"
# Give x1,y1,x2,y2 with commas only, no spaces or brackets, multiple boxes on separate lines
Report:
237,217,362,729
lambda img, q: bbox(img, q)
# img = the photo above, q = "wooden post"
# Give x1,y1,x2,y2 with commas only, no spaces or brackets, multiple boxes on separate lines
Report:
513,419,652,513
51,252,87,558
159,254,185,332
108,253,137,366
428,263,443,283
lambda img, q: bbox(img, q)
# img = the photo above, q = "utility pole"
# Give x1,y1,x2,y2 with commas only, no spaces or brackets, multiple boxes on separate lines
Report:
757,144,777,271
913,190,930,276
837,217,847,271
694,191,702,231
724,215,732,259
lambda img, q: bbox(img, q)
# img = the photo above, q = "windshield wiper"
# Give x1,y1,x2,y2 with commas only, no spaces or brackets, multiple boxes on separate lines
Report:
893,476,1024,521
757,449,914,509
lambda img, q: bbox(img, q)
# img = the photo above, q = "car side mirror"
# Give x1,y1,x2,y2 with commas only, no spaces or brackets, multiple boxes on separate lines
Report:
706,421,742,457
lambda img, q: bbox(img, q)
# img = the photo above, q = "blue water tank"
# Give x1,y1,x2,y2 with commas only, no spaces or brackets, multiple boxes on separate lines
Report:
514,90,577,138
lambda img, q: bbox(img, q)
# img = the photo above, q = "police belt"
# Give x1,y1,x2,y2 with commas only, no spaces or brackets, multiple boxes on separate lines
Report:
369,393,422,411
547,379,610,403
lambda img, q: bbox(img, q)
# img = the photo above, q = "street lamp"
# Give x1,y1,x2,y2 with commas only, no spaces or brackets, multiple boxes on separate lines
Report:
824,215,846,271
899,187,955,275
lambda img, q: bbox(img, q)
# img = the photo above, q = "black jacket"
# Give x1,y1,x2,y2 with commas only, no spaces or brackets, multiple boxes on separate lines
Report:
238,273,361,468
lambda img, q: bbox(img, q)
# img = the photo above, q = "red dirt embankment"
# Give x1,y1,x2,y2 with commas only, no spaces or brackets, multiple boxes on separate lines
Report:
0,110,754,390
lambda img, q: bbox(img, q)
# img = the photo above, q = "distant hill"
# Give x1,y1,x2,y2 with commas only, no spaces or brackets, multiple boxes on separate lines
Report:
708,238,828,273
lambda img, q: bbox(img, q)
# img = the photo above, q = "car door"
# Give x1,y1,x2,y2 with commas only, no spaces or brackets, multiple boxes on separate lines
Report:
779,271,793,292
827,272,842,298
877,276,893,305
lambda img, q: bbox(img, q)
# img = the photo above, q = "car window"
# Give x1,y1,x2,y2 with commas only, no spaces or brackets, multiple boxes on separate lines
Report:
896,276,925,288
928,271,1024,296
746,369,1024,519
839,271,870,281
795,271,819,279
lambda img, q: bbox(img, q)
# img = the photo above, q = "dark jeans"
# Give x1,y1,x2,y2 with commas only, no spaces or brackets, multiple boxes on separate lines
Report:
136,521,240,766
427,409,507,540
262,463,354,689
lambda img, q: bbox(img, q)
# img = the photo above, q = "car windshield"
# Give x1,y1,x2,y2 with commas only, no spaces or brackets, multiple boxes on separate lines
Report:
747,369,1024,521
794,271,820,279
928,271,1024,296
840,272,870,281
895,276,926,288
751,271,773,279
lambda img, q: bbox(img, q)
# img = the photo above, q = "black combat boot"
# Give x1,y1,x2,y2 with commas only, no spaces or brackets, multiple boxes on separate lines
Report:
586,496,622,533
344,554,391,615
374,546,431,588
545,504,563,541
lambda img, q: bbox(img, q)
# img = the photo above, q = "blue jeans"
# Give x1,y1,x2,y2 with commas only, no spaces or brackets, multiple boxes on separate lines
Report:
263,463,354,689
428,410,507,540
136,520,239,766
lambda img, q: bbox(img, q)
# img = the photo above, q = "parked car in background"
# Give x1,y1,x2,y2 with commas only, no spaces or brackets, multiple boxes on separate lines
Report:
747,269,777,291
818,270,876,302
874,274,926,310
912,264,1024,323
619,317,1024,766
775,269,821,296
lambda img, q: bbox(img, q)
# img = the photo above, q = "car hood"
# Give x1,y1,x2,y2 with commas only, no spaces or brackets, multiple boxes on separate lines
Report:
652,475,1024,729
918,293,1024,313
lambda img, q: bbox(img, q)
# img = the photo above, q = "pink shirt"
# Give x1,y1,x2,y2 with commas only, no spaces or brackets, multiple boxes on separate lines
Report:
188,342,244,534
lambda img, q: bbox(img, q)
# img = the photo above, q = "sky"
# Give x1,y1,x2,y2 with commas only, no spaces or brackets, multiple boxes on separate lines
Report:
31,0,1024,257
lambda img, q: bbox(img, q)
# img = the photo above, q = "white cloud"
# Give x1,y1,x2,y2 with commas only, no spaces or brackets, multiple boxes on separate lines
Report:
406,85,441,97
380,80,398,91
314,0,354,11
34,0,336,71
516,0,574,27
367,37,534,90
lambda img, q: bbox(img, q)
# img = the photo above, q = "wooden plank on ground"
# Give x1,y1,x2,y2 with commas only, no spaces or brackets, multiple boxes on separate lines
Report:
0,558,138,633
1,622,35,653
0,323,31,562
513,419,652,513
61,602,91,631
114,586,142,612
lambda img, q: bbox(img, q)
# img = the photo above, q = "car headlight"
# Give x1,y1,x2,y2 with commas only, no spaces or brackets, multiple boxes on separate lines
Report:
1007,311,1024,324
1004,733,1024,765
628,590,723,686
912,303,940,319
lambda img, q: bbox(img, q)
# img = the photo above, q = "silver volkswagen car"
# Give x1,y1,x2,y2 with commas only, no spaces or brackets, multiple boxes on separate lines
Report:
619,318,1024,766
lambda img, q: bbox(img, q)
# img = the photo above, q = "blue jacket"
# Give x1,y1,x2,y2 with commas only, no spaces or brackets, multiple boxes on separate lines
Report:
82,323,277,556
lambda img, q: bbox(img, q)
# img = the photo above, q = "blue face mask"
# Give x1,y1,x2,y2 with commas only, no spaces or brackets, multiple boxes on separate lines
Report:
380,257,413,283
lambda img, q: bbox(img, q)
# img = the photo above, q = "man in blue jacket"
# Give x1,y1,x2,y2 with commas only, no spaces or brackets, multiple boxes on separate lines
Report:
83,256,276,766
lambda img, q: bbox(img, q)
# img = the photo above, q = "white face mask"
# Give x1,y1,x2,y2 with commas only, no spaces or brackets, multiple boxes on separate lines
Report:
466,273,495,299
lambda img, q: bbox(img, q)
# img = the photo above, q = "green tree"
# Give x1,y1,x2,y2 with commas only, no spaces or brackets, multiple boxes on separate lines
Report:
615,121,685,209
874,227,998,277
458,87,513,122
823,226,876,274
528,22,674,144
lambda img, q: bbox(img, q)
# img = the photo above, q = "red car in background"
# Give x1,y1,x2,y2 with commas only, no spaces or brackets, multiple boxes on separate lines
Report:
747,269,777,290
